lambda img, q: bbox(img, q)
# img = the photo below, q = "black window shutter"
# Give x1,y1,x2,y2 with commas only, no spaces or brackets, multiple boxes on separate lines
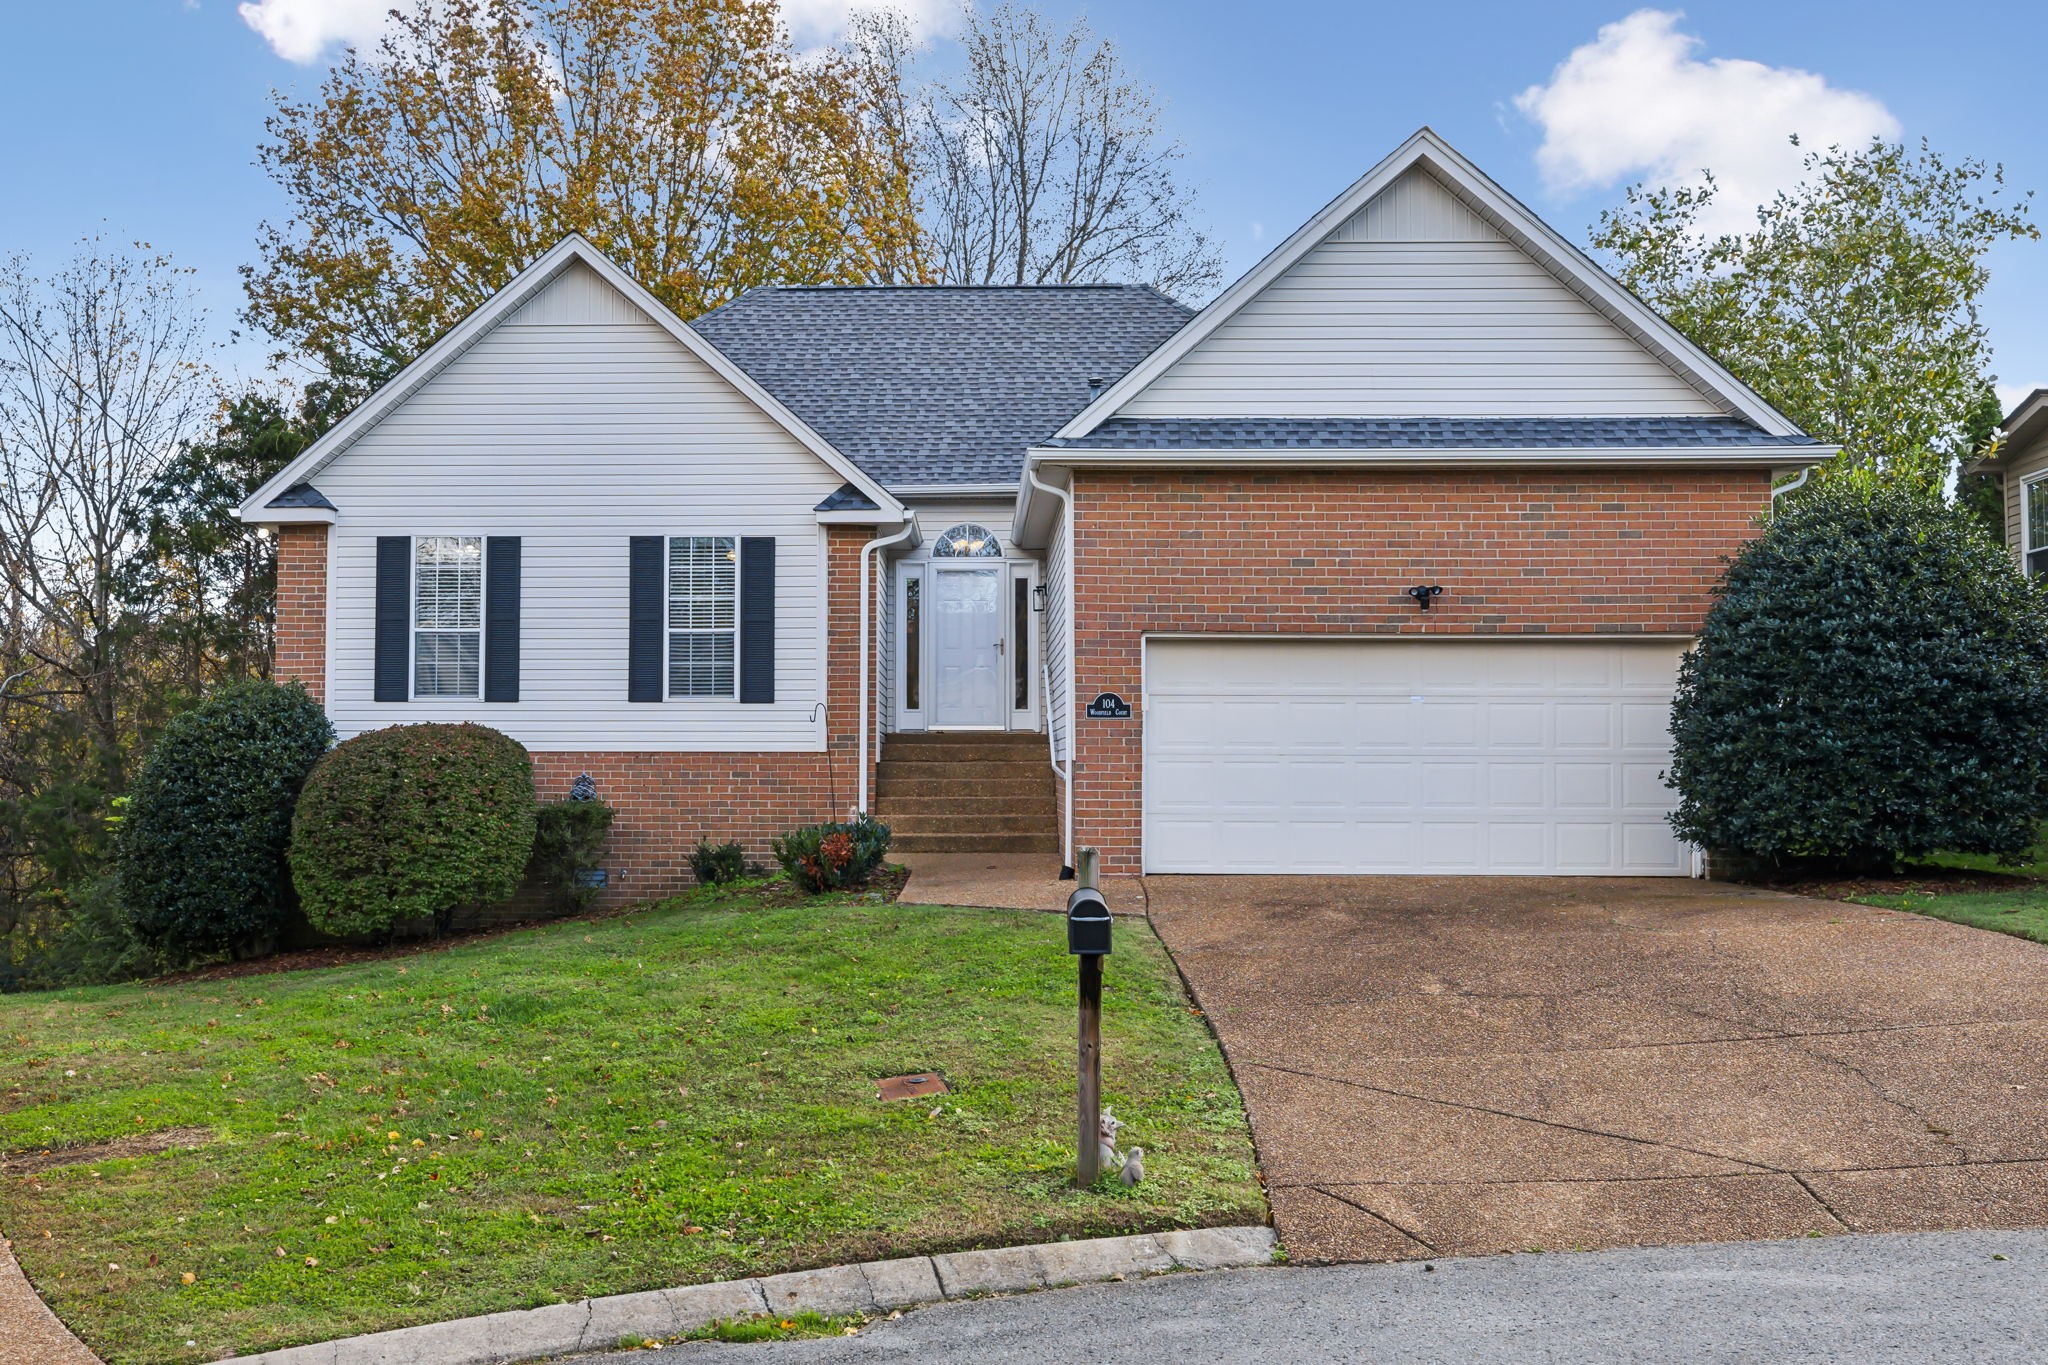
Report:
484,536,520,702
628,536,664,702
739,537,775,704
374,536,410,702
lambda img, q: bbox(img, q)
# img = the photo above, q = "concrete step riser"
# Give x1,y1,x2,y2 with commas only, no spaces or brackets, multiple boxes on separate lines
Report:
893,833,1063,854
881,814,1058,836
876,783,1058,804
880,744,1052,763
876,796,1058,817
876,760,1051,778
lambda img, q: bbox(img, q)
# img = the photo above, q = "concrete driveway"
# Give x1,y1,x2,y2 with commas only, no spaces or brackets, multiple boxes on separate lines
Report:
1146,877,2048,1263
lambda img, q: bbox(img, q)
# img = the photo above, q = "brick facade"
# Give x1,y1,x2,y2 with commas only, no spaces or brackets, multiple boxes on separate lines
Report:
1066,467,1775,872
268,522,881,905
275,524,330,703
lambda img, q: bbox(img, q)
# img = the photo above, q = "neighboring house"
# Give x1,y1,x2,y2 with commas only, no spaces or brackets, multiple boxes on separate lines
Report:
1978,388,2048,576
239,128,1827,894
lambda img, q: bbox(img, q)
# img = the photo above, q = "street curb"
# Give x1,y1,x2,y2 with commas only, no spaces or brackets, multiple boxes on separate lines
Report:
233,1226,1277,1364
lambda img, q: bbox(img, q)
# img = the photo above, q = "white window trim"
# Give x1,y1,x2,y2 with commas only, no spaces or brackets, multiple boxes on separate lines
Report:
1008,563,1039,729
896,563,925,728
931,522,1004,559
666,534,740,701
2025,473,2048,575
411,534,484,701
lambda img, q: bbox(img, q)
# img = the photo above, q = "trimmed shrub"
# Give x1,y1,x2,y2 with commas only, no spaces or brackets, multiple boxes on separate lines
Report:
119,680,334,957
290,723,536,938
527,796,615,910
690,840,746,886
1668,478,2048,872
772,814,891,894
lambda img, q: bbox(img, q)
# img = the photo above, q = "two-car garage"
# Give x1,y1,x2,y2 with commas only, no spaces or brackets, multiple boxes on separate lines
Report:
1141,638,1693,876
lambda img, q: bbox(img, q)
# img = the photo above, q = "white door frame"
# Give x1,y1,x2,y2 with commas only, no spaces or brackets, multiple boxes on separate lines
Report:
897,559,1041,733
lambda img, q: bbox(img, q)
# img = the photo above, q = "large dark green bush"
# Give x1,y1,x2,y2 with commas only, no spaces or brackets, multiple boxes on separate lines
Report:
772,814,891,893
526,796,615,910
118,680,334,957
1668,478,2048,871
290,723,536,937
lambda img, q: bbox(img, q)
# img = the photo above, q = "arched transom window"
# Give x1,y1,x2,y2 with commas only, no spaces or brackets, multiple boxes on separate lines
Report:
933,523,1001,557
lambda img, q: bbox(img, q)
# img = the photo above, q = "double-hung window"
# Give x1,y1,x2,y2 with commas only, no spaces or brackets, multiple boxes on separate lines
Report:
414,535,483,697
2027,476,2048,580
668,535,737,697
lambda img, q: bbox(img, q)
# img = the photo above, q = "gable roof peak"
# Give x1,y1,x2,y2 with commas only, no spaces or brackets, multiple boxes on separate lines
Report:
1051,128,1807,443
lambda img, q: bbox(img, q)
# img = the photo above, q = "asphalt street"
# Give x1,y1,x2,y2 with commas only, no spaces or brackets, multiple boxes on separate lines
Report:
576,1228,2048,1364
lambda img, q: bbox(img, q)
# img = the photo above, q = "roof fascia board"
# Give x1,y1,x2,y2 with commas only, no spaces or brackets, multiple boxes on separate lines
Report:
1025,445,1833,469
1055,128,1803,442
259,506,339,526
239,234,903,525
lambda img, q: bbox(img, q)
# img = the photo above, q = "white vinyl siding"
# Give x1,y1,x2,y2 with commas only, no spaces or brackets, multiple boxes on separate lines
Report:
316,261,839,751
1042,506,1072,766
412,535,482,697
1118,171,1723,419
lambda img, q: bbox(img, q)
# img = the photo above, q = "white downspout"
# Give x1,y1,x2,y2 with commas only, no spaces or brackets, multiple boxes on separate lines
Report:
1770,467,1812,511
1024,463,1076,876
857,514,918,816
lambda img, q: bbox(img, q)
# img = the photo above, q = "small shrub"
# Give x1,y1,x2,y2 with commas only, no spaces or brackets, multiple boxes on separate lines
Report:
690,840,746,886
1668,478,2048,871
772,814,891,893
527,796,616,910
119,680,334,958
290,723,536,938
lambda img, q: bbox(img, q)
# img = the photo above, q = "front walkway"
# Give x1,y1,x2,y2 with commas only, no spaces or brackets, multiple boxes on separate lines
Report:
1148,876,2048,1262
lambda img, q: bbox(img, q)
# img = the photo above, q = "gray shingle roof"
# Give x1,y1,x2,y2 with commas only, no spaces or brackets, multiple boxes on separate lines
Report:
814,482,881,512
1040,416,1817,451
268,482,336,509
691,285,1192,489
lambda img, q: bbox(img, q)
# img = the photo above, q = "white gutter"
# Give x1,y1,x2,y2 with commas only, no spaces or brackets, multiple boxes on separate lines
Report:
1024,464,1076,876
857,515,919,815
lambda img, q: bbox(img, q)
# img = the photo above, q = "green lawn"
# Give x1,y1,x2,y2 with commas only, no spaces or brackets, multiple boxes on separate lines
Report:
1852,887,2048,944
0,885,1262,1364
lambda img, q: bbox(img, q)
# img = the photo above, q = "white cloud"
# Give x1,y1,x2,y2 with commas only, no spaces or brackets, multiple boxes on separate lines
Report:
240,0,956,63
238,0,394,63
780,0,957,47
1514,9,1899,235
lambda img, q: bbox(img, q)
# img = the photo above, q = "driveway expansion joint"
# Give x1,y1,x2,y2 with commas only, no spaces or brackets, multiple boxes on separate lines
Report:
225,1227,1276,1365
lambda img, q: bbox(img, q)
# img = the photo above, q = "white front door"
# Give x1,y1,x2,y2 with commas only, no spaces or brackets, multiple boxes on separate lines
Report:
931,566,1006,728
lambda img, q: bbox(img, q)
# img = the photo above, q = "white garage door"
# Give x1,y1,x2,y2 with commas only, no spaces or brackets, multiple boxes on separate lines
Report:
1143,638,1691,876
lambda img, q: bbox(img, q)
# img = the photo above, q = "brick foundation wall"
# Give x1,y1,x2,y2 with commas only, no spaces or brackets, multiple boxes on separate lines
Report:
267,523,881,906
1067,467,1774,873
275,524,329,702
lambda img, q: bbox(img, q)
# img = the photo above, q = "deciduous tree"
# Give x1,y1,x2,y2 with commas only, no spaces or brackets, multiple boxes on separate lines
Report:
1594,138,2037,489
244,0,927,375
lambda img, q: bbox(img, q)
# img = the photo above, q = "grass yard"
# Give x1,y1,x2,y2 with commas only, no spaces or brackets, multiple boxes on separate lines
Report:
1833,822,2048,946
0,885,1262,1364
1850,887,2048,944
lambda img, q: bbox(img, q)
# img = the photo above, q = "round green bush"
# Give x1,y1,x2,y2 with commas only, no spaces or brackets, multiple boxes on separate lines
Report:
119,680,334,957
1668,478,2048,871
290,723,536,937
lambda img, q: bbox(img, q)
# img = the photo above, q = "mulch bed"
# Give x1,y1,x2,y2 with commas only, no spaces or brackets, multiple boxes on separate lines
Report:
151,865,914,987
1751,867,2048,903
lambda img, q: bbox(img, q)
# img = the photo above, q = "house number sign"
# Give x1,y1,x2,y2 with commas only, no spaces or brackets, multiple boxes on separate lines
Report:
1085,692,1132,719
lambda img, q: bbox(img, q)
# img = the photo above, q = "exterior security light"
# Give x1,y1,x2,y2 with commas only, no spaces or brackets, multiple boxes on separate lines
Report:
1406,584,1443,610
1032,583,1050,612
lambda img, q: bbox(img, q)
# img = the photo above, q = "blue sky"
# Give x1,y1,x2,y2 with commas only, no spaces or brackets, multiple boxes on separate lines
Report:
4,1,2043,412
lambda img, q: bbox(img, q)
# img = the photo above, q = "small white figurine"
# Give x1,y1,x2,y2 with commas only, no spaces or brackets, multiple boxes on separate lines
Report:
1120,1147,1145,1186
1098,1108,1125,1169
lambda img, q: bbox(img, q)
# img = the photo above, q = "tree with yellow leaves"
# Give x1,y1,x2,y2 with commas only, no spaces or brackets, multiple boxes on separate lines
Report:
244,0,925,379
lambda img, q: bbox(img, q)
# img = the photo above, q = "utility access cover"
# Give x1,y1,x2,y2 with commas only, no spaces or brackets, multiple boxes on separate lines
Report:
876,1074,949,1102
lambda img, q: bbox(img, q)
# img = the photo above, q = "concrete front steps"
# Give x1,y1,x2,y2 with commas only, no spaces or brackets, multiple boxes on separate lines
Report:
876,731,1060,854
